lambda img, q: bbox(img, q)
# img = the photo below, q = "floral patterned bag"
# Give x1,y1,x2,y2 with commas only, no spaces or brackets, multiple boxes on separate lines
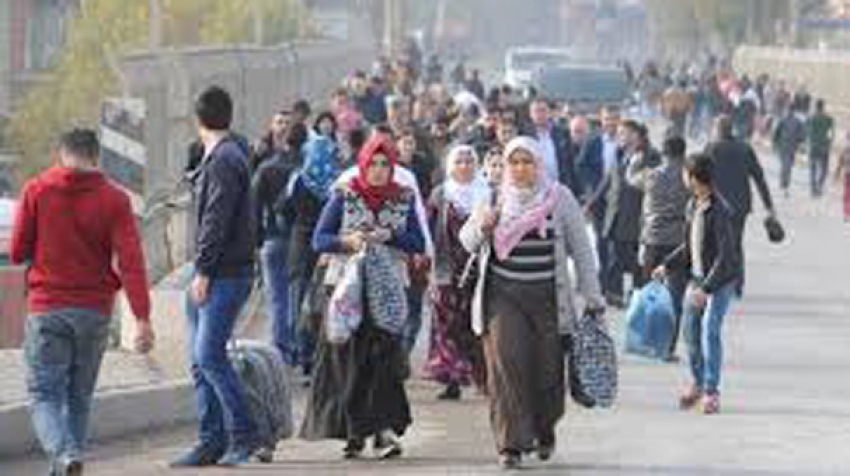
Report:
363,244,408,335
325,251,365,344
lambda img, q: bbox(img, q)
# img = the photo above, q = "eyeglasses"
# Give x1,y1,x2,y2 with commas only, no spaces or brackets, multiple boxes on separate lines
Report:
371,158,392,168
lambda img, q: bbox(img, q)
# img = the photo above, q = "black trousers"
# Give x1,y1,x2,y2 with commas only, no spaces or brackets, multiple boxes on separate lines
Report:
603,239,639,300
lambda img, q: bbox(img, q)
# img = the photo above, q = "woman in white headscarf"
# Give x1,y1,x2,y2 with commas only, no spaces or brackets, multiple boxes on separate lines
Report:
424,145,490,400
459,137,604,469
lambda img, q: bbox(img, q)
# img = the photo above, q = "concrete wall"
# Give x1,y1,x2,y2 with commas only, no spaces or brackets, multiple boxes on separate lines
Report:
117,41,374,282
734,46,850,126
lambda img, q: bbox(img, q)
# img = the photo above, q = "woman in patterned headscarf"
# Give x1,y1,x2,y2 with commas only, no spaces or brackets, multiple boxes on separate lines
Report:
300,135,425,460
424,145,490,400
459,136,605,469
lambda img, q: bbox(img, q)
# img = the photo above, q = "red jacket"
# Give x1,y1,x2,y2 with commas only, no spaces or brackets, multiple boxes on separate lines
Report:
10,166,150,321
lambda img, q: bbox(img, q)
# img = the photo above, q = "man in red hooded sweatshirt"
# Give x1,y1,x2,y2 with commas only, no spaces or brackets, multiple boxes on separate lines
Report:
10,128,154,476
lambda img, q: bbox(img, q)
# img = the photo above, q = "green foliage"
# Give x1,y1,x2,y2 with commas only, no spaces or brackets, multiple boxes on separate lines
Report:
10,0,307,179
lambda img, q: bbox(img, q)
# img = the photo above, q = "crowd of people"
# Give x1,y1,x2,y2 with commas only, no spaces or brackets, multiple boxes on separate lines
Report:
632,58,849,210
8,47,849,475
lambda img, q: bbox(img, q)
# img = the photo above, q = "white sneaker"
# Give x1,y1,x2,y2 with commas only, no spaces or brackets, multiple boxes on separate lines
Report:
374,430,403,459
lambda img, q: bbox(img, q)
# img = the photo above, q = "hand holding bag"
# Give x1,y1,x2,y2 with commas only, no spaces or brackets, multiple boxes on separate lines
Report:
568,309,618,408
325,250,366,344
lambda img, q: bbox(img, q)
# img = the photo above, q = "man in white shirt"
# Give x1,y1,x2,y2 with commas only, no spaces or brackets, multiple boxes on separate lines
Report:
527,98,580,194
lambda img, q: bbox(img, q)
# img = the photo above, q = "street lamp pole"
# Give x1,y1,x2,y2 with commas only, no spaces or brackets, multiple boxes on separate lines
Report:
148,0,162,51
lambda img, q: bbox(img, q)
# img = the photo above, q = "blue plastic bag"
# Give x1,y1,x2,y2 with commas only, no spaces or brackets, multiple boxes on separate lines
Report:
624,281,675,359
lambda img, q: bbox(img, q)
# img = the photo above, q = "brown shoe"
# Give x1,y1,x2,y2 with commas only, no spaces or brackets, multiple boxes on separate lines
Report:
702,393,721,415
679,386,703,410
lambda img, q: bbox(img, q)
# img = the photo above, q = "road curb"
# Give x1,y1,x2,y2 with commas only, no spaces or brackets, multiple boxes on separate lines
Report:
0,381,195,459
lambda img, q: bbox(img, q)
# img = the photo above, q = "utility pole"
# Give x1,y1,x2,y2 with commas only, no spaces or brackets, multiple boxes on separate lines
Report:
251,0,264,45
382,0,405,57
148,0,163,51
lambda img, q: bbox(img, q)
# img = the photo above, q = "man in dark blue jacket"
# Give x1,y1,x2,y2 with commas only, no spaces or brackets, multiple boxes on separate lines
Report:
172,86,260,468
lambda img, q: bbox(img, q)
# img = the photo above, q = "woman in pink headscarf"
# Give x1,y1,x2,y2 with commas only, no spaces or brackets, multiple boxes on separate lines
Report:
459,136,605,469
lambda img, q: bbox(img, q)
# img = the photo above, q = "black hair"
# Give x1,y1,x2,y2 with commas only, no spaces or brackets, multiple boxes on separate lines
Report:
293,99,312,119
348,127,368,151
313,111,338,136
59,128,100,162
684,153,714,187
195,86,233,131
663,135,687,157
816,99,825,112
374,123,395,137
621,119,643,136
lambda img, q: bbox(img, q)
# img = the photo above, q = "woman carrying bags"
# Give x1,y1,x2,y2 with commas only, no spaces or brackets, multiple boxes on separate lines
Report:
300,135,426,460
424,145,490,400
459,137,605,469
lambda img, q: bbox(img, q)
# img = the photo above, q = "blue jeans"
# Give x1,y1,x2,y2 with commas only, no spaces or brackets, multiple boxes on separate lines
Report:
287,225,320,371
779,147,798,191
683,282,736,395
186,272,257,449
24,309,111,464
261,238,293,365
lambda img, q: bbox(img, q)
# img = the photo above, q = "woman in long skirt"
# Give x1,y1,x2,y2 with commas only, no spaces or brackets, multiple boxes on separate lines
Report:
300,135,426,459
424,145,490,399
459,137,605,469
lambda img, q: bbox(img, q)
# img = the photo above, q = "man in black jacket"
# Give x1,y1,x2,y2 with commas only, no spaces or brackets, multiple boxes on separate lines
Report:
172,86,260,468
704,115,776,294
253,123,309,369
655,153,742,415
602,120,658,306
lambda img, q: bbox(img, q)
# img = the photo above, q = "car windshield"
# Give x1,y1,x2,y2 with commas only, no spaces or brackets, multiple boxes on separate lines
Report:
510,51,570,70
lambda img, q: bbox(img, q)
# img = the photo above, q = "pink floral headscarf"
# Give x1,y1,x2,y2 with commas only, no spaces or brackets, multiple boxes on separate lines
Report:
494,136,565,260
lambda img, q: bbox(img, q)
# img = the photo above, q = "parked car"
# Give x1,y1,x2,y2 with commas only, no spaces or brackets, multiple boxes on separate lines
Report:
503,46,573,91
531,64,631,112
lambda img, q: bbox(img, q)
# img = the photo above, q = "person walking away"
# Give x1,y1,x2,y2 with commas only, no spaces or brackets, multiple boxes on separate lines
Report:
602,120,658,307
835,132,850,223
626,135,690,360
459,137,604,469
252,122,308,369
11,129,154,476
806,99,835,198
171,86,260,467
280,134,341,380
654,153,742,415
425,145,490,399
662,80,693,139
300,135,426,459
704,115,775,296
773,107,806,198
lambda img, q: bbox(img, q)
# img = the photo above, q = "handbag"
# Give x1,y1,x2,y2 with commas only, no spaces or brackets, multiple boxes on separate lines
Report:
325,251,365,344
363,244,408,335
764,216,785,244
624,281,675,359
567,309,618,409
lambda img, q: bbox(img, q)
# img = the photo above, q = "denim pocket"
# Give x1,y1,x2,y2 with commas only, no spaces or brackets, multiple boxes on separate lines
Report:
24,315,70,368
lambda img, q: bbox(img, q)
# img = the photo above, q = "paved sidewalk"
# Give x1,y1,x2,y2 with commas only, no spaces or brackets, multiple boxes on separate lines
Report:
0,350,177,410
